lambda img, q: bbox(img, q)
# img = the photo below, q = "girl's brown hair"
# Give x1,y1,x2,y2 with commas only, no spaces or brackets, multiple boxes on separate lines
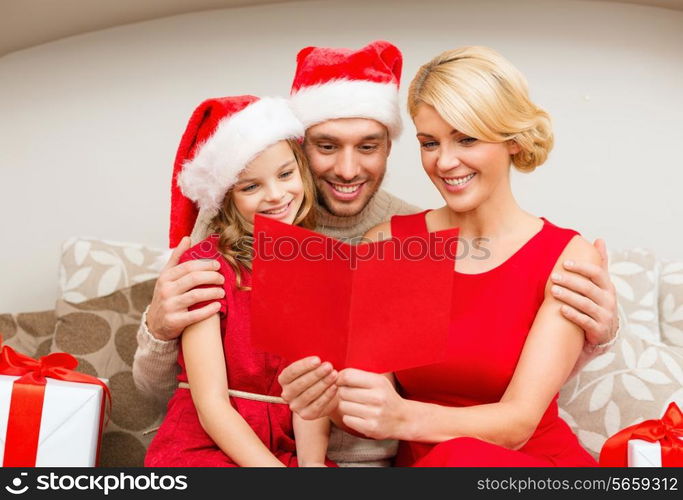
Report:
207,139,315,290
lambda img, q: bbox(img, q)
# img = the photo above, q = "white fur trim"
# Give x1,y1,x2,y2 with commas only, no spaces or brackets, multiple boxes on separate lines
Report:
290,79,402,139
178,97,304,216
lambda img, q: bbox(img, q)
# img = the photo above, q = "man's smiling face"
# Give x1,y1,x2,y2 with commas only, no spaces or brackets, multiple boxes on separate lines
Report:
303,118,391,217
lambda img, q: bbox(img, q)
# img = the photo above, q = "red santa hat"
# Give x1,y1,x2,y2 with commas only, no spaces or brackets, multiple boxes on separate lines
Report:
289,40,403,139
169,95,304,247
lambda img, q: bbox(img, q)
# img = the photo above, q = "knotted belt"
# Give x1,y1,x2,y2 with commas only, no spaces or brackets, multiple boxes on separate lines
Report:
143,382,287,436
177,381,286,404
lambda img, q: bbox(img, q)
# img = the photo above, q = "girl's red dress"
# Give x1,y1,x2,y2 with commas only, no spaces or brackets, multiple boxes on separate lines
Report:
390,211,598,467
145,234,334,467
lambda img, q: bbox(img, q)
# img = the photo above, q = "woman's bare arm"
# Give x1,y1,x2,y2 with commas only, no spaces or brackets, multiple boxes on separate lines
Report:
337,236,602,450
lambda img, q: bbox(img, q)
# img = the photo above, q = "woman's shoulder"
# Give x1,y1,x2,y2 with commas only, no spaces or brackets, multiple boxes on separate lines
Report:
364,208,429,242
363,221,393,243
371,209,431,242
556,232,602,269
538,218,594,257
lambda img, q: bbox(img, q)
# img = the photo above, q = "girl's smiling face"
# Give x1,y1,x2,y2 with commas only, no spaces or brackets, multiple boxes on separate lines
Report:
231,140,305,225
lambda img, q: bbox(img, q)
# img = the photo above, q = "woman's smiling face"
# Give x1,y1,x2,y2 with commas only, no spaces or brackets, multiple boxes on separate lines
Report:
413,104,519,214
231,140,305,225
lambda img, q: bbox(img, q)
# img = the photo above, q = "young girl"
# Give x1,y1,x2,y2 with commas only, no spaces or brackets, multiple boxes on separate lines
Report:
144,95,333,467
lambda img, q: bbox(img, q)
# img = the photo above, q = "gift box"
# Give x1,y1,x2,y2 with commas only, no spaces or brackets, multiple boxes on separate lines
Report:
627,438,683,467
0,341,110,467
600,402,683,467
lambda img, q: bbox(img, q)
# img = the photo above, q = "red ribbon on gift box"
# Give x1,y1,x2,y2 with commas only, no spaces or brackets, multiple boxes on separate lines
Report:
0,339,111,467
599,402,683,467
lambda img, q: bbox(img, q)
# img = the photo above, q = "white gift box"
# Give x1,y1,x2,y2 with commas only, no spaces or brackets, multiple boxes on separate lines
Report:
628,437,683,467
0,374,106,467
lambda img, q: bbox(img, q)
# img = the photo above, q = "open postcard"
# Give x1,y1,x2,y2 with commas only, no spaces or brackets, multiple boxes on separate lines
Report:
250,215,458,373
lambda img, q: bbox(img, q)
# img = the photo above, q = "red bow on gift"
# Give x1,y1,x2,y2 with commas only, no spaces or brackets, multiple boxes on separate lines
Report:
0,338,111,467
599,402,683,467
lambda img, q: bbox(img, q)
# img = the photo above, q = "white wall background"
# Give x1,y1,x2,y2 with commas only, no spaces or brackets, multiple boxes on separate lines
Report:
1,0,682,312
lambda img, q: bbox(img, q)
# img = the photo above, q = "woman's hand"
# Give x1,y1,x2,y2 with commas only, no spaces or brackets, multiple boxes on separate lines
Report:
550,239,619,348
278,357,339,420
336,369,412,441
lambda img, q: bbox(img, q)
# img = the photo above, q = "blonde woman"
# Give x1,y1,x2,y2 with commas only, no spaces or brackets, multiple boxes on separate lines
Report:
284,47,600,467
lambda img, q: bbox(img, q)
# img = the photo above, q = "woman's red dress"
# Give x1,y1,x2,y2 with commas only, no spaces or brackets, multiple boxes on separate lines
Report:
391,211,597,467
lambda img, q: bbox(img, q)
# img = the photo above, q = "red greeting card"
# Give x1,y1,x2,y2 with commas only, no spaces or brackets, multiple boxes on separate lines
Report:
250,215,457,373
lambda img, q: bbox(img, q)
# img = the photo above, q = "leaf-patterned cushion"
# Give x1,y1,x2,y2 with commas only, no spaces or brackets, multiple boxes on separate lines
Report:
659,260,683,348
558,249,683,458
58,237,169,303
608,248,660,342
559,332,683,457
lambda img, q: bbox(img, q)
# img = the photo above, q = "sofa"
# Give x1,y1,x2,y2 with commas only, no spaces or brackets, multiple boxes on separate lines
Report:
1,238,681,466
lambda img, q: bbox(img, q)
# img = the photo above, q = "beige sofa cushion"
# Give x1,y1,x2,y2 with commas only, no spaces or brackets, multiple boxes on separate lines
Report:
659,260,683,348
59,237,168,303
608,248,660,342
0,310,56,358
559,250,683,458
559,329,683,457
51,279,162,467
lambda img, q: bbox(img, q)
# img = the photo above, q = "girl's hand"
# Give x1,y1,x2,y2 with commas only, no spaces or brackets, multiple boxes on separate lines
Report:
279,357,338,420
336,369,412,441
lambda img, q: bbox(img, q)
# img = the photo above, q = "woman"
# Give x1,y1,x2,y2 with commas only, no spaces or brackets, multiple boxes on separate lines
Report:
281,46,599,466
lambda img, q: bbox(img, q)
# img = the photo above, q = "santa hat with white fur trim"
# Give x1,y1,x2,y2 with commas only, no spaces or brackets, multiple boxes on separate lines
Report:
169,95,304,247
289,40,403,139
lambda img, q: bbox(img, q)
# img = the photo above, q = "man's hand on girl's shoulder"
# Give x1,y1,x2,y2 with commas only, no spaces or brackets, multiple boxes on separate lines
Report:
147,236,225,341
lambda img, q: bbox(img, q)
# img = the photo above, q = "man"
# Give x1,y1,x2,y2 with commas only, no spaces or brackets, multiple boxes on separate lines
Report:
133,41,620,466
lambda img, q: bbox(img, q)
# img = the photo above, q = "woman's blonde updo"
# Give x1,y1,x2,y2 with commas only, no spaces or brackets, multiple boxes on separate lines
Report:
407,46,553,172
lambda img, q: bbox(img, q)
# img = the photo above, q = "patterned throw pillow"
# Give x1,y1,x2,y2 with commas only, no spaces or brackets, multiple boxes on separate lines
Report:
659,260,683,348
558,250,683,458
0,310,56,358
59,237,169,303
558,331,683,457
608,248,660,342
50,279,162,467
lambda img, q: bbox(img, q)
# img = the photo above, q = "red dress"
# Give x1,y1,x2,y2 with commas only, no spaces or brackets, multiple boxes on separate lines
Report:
145,235,334,467
391,211,597,467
